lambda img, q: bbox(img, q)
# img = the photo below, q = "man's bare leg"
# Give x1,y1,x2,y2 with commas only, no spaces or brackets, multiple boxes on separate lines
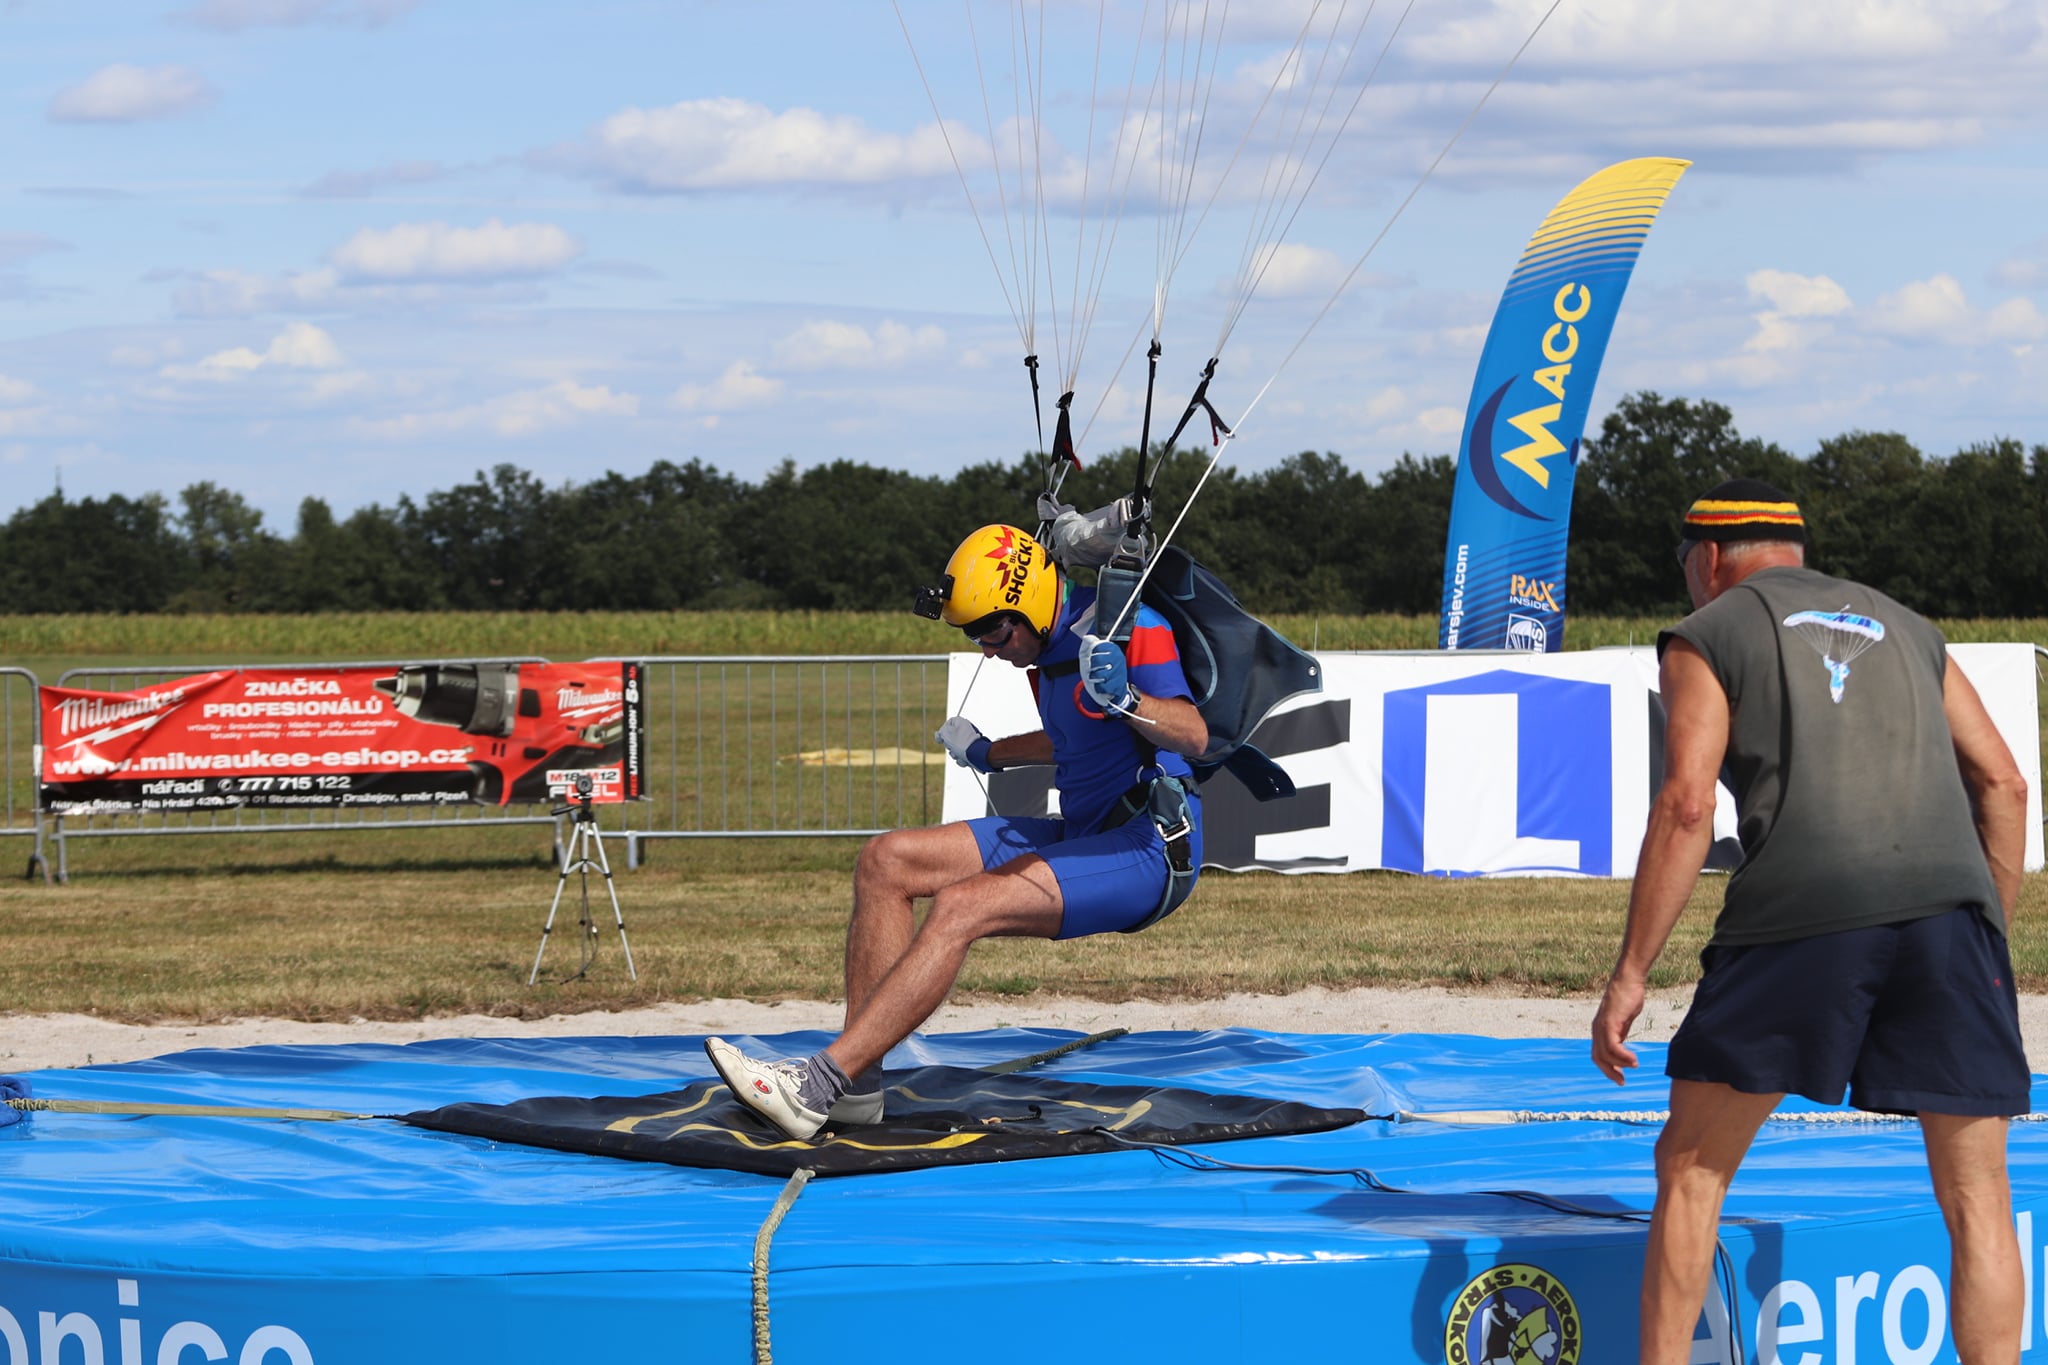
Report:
826,855,1062,1079
844,824,990,1025
1922,1111,2021,1365
1641,1079,1782,1364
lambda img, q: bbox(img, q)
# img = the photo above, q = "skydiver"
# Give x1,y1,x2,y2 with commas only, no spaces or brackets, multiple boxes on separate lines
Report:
706,524,1208,1141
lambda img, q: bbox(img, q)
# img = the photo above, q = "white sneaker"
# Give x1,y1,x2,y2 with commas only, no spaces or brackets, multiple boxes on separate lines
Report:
704,1038,827,1141
827,1088,884,1125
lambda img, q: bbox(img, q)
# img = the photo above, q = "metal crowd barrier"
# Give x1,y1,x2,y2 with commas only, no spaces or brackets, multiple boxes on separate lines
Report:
616,655,952,868
44,659,561,882
0,667,48,883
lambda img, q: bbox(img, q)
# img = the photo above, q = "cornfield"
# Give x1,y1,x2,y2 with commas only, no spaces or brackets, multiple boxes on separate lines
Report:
9,611,2043,661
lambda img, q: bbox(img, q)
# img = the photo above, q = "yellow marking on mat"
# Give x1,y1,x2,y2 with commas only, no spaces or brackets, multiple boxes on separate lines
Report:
612,1119,988,1153
787,747,946,768
895,1084,1154,1131
606,1088,722,1134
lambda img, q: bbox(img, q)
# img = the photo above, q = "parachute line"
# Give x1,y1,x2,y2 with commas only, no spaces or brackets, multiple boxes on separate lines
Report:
965,2,1035,354
892,0,1029,353
1218,0,1416,355
1230,0,1566,440
1109,0,1563,643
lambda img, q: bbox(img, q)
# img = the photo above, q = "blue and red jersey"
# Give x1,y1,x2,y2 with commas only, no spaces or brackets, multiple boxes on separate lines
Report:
1029,584,1196,835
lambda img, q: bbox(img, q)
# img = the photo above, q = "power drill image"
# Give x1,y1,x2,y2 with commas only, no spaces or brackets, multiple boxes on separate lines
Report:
372,663,629,805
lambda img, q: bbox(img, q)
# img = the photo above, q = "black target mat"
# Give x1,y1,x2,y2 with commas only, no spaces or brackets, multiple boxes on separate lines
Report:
403,1064,1365,1177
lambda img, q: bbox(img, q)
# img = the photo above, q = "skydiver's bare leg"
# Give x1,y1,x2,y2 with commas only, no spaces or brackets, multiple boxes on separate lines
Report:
826,854,1062,1078
844,823,990,1025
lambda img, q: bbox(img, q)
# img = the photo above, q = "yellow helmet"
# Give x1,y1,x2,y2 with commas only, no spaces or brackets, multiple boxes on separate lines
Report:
916,524,1060,640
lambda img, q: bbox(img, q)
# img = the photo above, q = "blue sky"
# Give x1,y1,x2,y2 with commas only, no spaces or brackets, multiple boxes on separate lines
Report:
2,0,2045,531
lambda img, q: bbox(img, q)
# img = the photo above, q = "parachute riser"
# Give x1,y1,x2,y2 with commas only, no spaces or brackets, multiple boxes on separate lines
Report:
1160,355,1232,456
1033,389,1083,546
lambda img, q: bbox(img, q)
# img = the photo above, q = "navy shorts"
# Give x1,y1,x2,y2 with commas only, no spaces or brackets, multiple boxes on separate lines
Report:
966,799,1201,940
1667,906,2031,1116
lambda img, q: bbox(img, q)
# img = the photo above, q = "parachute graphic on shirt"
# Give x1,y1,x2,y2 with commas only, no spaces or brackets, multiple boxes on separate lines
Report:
1783,607,1886,704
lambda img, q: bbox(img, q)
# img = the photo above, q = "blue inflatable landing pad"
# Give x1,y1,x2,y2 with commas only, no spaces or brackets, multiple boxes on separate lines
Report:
3,1029,2046,1365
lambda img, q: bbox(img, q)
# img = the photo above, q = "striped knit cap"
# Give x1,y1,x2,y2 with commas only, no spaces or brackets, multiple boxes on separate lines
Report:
1682,478,1806,543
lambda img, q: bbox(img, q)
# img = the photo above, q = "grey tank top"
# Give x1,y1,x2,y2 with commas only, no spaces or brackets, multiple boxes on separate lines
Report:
1659,566,2001,946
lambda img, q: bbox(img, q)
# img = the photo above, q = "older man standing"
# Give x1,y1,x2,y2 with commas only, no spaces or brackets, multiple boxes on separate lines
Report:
1592,478,2031,1363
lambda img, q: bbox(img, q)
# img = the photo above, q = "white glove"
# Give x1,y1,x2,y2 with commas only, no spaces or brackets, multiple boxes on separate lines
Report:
935,716,994,772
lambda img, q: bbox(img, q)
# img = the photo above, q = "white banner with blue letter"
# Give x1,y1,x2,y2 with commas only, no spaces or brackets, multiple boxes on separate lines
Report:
943,644,2043,877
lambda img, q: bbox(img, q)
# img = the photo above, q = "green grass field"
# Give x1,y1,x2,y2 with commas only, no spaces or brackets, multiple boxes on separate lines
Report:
2,830,2045,1021
3,612,2043,1023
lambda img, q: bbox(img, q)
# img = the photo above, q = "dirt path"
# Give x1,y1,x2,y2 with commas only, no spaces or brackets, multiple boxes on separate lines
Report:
12,982,2046,1073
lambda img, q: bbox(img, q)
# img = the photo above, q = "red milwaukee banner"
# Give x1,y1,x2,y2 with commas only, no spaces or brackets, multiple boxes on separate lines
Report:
39,662,645,815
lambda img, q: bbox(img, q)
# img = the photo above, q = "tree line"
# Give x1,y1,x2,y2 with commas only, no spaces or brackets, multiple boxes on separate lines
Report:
4,392,2044,619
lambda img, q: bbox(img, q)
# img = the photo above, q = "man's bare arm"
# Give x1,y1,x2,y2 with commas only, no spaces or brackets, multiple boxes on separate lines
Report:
986,732,1055,768
1943,657,2029,926
1592,640,1728,1084
1125,692,1207,759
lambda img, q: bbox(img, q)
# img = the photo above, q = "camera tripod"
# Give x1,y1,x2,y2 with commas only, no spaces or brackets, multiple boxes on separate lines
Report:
530,781,636,985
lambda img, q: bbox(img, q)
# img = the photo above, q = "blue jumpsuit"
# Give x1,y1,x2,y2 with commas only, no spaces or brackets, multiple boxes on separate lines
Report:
966,585,1204,938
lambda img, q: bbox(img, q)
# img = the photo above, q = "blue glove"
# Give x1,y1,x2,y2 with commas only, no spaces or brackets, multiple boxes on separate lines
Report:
1080,634,1139,715
936,716,995,772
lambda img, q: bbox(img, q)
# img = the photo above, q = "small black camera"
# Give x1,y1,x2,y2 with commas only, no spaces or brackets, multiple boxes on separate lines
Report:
911,574,953,621
574,772,594,798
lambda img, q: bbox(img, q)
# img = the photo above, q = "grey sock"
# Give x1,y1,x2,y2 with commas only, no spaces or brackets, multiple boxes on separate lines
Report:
849,1065,883,1097
798,1052,851,1111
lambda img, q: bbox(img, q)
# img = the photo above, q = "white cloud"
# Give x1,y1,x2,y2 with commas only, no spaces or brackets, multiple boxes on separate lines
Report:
172,267,340,318
1990,239,2048,291
1867,274,1977,344
353,380,640,440
1234,243,1350,300
1360,386,1409,422
772,319,948,371
1746,270,1853,320
1738,269,1853,358
110,338,189,368
49,64,216,124
329,219,581,282
175,0,416,29
1986,297,2048,345
673,360,783,411
1359,1,2048,180
165,323,346,381
262,321,345,368
1415,405,1463,440
0,374,34,404
1415,1,2019,71
543,97,962,192
306,371,371,401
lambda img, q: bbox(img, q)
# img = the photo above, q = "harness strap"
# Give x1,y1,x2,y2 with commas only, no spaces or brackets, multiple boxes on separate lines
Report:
1024,353,1043,458
1160,356,1233,455
1114,774,1197,934
1036,388,1083,544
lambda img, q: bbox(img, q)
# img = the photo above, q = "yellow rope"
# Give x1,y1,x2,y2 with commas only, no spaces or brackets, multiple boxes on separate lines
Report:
750,1167,813,1365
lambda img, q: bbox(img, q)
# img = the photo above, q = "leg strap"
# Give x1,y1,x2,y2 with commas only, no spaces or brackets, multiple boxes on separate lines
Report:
1115,775,1197,934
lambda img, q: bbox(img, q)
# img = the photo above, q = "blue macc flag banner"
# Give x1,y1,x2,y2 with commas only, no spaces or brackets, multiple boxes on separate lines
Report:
1439,157,1689,652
